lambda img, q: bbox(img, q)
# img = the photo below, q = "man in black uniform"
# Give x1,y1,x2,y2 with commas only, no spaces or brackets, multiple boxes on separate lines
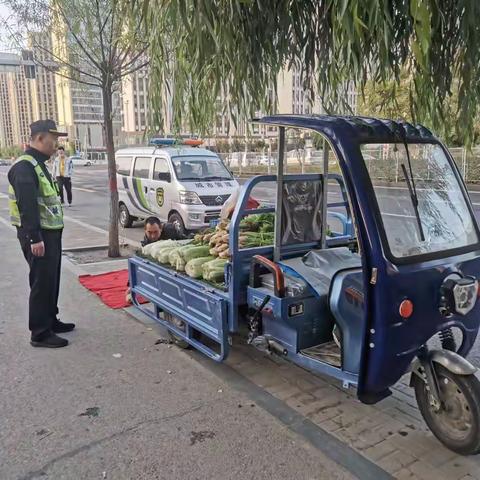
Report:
8,120,74,348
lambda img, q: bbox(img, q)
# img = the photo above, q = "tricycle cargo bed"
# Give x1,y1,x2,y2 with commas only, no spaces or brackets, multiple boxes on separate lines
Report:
128,255,229,361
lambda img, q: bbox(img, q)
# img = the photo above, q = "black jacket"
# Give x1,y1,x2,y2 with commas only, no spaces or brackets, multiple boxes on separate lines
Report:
7,148,57,244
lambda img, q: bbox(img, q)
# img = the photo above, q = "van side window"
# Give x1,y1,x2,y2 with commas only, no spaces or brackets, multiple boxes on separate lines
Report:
154,158,170,182
116,156,132,176
133,157,151,179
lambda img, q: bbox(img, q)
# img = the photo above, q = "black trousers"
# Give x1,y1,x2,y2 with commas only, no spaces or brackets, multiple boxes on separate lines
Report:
56,176,72,204
18,229,63,339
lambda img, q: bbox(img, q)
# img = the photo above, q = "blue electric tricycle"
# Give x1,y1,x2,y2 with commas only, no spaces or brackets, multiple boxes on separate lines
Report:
129,115,480,454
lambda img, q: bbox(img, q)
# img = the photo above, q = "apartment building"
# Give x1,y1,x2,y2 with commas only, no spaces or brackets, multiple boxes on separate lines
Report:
0,52,37,149
51,29,122,151
28,33,58,123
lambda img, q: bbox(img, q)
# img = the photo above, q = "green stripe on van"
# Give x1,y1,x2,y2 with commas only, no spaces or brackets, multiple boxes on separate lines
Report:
134,178,149,210
122,176,151,215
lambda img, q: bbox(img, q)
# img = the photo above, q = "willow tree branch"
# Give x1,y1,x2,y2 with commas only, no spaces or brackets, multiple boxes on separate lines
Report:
52,1,104,72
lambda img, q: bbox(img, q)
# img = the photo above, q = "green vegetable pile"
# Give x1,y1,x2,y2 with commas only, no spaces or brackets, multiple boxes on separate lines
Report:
139,213,276,286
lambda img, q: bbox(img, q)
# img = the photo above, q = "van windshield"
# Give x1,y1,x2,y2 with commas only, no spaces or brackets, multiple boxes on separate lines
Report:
172,156,233,181
361,143,479,259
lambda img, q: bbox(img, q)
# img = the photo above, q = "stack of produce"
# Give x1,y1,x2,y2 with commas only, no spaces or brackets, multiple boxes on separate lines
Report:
138,213,276,285
141,240,180,262
193,228,215,244
208,219,230,259
202,258,228,283
168,244,211,272
185,256,215,278
206,213,275,259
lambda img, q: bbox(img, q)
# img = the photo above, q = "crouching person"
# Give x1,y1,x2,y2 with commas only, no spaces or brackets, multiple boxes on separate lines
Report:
126,216,187,303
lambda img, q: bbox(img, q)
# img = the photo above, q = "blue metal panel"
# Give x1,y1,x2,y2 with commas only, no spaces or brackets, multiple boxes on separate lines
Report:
129,256,229,361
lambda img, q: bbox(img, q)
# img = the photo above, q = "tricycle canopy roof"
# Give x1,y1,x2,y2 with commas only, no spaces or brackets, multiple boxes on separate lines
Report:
254,114,436,144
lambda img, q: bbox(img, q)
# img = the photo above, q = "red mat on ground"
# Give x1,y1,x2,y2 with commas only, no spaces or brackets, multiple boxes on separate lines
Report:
78,269,148,309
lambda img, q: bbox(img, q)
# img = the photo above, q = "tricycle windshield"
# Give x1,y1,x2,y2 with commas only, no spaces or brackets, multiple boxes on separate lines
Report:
361,142,478,259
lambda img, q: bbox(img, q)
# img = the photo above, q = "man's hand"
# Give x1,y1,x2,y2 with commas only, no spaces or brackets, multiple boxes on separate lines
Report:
31,241,45,257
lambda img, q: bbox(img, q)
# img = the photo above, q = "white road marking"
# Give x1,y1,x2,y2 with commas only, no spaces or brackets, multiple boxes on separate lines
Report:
63,215,109,235
63,214,141,248
72,187,96,193
0,192,8,199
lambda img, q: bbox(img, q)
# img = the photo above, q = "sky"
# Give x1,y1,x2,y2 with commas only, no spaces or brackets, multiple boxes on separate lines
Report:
0,2,17,52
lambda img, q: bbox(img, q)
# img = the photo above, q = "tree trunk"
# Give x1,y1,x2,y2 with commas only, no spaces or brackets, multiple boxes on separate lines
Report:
102,81,120,258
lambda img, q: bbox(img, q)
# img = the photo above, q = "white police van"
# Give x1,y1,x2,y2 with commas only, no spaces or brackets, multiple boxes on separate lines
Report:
116,139,239,233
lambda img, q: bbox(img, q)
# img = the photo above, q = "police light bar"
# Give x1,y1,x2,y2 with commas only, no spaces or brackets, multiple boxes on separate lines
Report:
149,138,203,147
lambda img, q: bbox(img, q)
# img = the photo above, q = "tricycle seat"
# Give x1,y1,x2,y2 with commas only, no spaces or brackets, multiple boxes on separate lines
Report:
279,247,362,298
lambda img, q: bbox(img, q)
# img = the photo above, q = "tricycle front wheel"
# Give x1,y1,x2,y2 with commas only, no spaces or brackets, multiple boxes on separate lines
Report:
413,364,480,455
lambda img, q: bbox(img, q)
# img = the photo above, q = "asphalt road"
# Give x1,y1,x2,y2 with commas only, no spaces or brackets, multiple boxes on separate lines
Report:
0,164,479,365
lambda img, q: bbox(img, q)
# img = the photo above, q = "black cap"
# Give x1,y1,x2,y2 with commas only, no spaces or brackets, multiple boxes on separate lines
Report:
30,119,67,137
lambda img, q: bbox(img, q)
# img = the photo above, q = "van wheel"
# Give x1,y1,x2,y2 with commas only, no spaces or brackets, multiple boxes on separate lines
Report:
168,212,186,235
119,204,134,228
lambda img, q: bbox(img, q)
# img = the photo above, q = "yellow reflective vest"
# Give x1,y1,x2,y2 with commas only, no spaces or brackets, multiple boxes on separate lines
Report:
9,154,64,230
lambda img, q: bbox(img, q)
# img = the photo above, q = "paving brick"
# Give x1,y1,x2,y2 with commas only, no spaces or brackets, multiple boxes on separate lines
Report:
310,403,345,423
438,458,480,480
309,385,337,399
377,449,417,474
292,375,319,391
285,392,317,413
331,427,372,452
323,403,375,429
383,404,424,425
363,439,398,462
270,384,303,402
388,431,433,459
417,445,459,469
406,460,451,480
394,467,416,479
246,370,286,389
317,418,343,433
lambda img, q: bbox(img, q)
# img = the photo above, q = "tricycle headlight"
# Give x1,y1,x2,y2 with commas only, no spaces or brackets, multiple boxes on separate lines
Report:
179,191,202,205
453,278,478,315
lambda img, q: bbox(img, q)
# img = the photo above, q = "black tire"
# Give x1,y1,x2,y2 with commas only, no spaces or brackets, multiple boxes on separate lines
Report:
119,204,134,228
413,364,480,455
168,212,186,236
164,312,190,349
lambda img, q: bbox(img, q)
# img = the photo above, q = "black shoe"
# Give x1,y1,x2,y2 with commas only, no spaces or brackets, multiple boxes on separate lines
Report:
52,320,76,333
31,333,68,348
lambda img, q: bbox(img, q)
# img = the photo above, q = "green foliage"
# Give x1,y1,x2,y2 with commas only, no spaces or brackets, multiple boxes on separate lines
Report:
358,73,480,146
143,1,480,145
0,145,23,159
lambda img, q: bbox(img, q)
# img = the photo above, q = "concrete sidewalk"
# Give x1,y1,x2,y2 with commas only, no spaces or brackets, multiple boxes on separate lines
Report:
0,224,353,480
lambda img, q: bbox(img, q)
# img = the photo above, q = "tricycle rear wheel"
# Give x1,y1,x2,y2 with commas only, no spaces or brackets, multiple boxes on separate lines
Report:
413,364,480,455
164,312,190,349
